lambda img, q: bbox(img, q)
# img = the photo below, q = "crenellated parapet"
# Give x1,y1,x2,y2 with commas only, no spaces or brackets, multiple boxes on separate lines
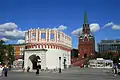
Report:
25,28,72,51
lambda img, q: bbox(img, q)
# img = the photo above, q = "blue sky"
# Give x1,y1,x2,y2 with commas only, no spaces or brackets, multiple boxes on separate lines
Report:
0,0,120,51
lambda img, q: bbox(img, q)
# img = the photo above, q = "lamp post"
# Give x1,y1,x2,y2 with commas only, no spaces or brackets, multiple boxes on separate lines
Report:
59,57,61,73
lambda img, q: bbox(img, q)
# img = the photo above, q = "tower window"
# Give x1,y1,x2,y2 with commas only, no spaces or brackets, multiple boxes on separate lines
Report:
41,33,46,39
84,37,88,41
32,33,36,38
50,33,54,40
58,34,60,40
83,29,85,32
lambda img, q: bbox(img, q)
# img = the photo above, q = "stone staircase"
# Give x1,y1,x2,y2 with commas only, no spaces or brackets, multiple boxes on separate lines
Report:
72,58,89,67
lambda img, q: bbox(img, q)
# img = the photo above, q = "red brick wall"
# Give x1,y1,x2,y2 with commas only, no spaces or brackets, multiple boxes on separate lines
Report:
78,38,95,58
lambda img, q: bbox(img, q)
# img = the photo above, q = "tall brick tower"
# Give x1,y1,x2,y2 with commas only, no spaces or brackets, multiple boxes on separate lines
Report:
78,12,95,59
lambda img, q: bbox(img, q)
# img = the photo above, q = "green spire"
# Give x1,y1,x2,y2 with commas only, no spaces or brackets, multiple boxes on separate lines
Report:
84,11,88,24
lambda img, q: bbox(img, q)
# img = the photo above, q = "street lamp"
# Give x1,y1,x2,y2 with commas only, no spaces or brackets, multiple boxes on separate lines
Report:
59,57,61,73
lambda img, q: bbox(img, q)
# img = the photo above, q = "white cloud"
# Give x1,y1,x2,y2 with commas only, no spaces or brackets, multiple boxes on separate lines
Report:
0,22,25,40
71,28,82,35
0,22,17,31
111,24,120,30
57,25,67,30
103,22,120,30
52,28,58,30
103,22,113,28
17,39,25,44
90,23,100,32
4,29,25,40
1,38,9,42
71,23,100,35
53,25,67,31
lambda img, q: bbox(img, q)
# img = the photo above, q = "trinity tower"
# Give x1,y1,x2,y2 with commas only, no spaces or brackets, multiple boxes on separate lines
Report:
78,12,95,59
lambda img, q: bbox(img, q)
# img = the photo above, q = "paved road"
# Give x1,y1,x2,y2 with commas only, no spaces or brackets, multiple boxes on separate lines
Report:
0,67,120,80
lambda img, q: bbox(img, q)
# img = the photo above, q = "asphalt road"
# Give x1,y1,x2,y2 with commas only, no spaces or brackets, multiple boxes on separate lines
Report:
0,67,120,80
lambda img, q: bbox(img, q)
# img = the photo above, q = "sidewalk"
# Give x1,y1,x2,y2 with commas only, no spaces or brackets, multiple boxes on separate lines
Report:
11,69,61,73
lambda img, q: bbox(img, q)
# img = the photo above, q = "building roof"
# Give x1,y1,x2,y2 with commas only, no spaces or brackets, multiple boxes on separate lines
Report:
10,43,28,46
99,39,120,44
84,11,88,24
23,49,47,51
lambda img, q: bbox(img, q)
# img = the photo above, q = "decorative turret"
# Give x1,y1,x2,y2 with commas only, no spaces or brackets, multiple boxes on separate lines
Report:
82,12,90,34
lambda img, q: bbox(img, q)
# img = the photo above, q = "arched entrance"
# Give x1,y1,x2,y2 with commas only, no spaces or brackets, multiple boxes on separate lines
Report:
84,53,87,58
29,55,41,69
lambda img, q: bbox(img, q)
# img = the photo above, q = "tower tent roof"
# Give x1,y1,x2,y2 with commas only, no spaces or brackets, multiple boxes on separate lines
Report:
84,11,88,24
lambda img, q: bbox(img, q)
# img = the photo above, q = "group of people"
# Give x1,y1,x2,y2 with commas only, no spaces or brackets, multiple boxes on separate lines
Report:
0,65,8,77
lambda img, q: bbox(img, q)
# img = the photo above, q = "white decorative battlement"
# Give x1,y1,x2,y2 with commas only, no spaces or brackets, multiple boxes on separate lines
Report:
25,28,72,51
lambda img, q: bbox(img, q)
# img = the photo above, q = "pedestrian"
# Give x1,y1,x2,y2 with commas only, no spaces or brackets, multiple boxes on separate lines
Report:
9,65,11,71
0,65,3,77
113,63,118,76
22,67,25,72
114,66,117,76
36,67,39,76
3,65,8,77
27,66,30,72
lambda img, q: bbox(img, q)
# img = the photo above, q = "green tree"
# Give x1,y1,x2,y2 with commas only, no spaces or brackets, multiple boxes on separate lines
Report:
0,40,5,64
0,40,15,65
102,52,114,60
6,44,15,65
107,52,114,60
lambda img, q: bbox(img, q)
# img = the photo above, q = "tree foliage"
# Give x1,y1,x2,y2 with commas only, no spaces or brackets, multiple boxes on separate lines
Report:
0,40,14,65
6,44,14,65
0,40,5,64
102,51,120,63
96,51,120,63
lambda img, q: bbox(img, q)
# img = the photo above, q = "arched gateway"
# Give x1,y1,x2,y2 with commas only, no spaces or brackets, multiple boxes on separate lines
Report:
29,54,41,69
23,48,71,71
24,49,47,70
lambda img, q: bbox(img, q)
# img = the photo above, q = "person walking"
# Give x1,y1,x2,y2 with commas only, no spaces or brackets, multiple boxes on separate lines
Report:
36,67,39,76
113,66,118,76
3,65,8,77
113,63,118,76
27,66,30,72
0,66,3,77
22,67,25,72
9,65,11,71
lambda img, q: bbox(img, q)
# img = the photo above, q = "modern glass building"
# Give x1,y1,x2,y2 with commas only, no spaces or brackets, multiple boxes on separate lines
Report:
98,39,120,54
